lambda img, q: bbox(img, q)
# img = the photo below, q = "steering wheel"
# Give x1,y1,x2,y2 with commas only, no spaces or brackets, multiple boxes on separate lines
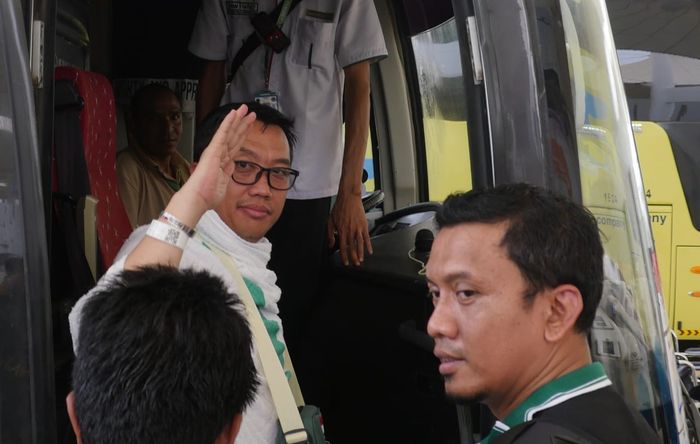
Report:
362,190,385,212
370,202,440,236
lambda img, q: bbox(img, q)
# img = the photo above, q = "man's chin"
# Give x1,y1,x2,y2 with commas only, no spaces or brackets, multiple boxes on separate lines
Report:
443,378,486,404
156,143,178,154
445,391,486,405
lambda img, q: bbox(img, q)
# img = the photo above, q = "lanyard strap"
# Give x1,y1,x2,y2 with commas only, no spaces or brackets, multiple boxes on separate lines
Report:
265,51,274,89
277,0,294,26
265,0,294,88
229,0,301,84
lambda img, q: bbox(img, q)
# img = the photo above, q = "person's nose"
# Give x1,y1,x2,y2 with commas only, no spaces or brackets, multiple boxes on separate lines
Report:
155,117,171,138
166,118,180,138
248,171,273,197
427,293,457,340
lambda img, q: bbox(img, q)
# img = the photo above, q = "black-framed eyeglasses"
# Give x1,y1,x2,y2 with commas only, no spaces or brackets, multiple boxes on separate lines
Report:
231,160,299,191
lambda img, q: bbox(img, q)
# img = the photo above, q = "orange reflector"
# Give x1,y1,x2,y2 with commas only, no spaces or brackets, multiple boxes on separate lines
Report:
690,291,700,298
692,266,700,274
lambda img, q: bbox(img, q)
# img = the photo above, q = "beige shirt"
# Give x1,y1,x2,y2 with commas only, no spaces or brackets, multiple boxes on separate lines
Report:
116,148,191,228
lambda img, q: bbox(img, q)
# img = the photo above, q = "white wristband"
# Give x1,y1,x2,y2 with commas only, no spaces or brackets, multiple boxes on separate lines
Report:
146,219,189,250
159,211,195,237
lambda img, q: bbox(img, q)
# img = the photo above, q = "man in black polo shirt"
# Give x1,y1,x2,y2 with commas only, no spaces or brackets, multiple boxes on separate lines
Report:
426,183,660,443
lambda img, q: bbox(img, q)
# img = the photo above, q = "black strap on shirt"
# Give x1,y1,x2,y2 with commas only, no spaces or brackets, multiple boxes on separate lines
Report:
227,0,302,83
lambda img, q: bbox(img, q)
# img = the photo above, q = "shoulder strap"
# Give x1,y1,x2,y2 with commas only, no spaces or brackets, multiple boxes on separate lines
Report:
205,240,307,444
227,0,303,83
283,345,306,406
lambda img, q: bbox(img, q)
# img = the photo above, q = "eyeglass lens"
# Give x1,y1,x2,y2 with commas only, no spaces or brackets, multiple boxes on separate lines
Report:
232,161,297,190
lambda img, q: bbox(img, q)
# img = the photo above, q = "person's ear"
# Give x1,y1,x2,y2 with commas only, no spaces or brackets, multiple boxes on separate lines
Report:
543,284,583,342
66,391,83,444
215,413,243,444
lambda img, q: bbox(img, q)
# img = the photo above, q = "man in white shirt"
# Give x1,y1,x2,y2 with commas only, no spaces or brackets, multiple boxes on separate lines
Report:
70,104,298,443
189,0,388,362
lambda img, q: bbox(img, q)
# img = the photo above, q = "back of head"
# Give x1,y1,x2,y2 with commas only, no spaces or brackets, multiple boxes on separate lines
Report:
193,102,296,161
72,266,258,444
437,183,604,332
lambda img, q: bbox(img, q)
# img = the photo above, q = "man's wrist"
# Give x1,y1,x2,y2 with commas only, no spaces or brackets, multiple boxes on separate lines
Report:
164,190,208,229
146,220,189,250
337,180,363,198
159,212,196,237
339,190,362,198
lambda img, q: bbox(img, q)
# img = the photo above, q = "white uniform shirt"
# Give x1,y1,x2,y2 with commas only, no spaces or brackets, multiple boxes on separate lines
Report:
189,0,388,199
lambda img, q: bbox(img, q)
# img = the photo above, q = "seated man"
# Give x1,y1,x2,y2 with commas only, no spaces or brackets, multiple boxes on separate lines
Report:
118,83,190,227
66,266,258,443
70,103,298,443
426,183,660,443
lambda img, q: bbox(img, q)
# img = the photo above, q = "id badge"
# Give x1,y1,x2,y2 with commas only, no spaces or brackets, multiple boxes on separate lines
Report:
254,90,280,111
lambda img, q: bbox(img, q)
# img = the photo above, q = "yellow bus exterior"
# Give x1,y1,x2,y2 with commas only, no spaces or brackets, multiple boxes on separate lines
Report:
634,121,700,339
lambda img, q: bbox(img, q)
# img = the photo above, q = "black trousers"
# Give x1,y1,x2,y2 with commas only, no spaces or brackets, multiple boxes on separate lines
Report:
266,197,331,362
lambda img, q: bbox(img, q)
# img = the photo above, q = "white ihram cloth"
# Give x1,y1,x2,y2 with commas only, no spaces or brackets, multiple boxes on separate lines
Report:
68,210,285,443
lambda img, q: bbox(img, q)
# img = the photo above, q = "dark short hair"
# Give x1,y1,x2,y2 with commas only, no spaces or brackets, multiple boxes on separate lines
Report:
437,183,604,333
193,102,296,162
72,266,258,444
130,83,181,119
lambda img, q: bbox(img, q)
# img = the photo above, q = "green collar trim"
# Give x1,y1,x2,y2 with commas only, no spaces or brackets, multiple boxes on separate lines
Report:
482,363,611,443
506,362,610,425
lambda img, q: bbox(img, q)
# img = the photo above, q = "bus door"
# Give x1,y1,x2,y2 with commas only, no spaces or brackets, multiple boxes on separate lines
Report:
361,0,691,442
467,0,688,441
0,0,56,442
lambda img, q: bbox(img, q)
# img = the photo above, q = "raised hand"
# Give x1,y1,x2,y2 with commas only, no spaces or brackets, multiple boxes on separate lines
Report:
184,105,257,214
124,105,256,270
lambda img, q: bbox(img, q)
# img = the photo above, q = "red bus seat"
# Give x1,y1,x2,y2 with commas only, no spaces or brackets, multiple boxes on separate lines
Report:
55,67,131,269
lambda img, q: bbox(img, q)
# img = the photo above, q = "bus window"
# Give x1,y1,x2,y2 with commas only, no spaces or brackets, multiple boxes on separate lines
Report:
560,0,685,439
411,17,472,201
364,133,376,192
363,107,380,193
656,127,700,234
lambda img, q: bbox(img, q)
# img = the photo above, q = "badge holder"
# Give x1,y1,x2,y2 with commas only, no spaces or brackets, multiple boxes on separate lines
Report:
255,90,280,111
250,1,295,112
